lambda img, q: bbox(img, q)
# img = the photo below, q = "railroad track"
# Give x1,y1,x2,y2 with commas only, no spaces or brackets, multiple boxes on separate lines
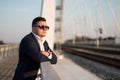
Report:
61,45,120,68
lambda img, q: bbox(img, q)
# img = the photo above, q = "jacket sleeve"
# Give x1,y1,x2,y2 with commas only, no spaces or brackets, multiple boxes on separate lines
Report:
48,48,57,64
45,41,57,64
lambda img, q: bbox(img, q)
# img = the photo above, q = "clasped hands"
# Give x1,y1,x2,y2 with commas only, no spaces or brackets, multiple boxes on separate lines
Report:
41,50,50,57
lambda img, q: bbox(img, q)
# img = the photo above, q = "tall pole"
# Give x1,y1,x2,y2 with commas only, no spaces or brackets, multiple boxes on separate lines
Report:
60,0,64,43
55,0,64,44
40,0,44,16
97,0,107,38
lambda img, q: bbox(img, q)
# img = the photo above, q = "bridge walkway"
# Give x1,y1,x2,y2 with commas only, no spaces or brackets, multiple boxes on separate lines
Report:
0,52,101,80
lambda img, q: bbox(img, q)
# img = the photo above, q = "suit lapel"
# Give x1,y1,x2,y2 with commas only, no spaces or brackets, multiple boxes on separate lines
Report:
43,41,48,51
30,32,40,51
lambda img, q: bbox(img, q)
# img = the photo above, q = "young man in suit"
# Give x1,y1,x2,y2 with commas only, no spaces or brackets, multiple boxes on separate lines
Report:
13,17,57,80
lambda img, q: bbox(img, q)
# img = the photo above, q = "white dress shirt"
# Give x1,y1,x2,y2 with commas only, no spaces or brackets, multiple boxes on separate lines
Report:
32,32,52,80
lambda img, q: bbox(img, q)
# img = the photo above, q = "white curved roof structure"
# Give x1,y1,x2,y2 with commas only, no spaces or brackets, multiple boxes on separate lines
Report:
41,0,56,49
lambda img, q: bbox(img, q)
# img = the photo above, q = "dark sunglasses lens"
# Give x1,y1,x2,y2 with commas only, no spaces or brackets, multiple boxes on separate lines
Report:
37,26,42,29
38,26,49,30
45,26,49,29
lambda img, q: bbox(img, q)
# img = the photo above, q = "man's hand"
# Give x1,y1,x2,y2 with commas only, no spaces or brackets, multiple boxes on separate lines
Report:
41,51,50,57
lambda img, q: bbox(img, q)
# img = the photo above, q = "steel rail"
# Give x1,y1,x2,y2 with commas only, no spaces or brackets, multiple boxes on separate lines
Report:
62,46,120,68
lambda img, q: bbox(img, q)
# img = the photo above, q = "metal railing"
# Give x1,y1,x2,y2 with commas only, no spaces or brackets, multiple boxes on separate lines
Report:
0,44,19,61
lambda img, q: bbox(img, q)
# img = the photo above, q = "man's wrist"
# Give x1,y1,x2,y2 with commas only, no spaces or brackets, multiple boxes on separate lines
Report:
48,52,50,56
48,52,52,59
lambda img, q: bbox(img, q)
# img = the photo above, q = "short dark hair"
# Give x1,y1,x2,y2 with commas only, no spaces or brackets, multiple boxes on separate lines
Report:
32,17,46,27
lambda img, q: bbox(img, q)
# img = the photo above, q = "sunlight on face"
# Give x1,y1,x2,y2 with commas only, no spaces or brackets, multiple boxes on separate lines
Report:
36,21,48,37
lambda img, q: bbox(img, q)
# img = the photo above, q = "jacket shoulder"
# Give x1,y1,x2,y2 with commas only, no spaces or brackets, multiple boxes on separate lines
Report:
20,33,35,42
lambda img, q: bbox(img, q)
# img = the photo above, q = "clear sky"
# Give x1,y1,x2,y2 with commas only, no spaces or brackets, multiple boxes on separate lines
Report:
0,0,42,43
0,0,120,43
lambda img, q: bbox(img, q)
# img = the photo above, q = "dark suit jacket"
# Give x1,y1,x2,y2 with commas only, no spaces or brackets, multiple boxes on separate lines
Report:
13,32,57,80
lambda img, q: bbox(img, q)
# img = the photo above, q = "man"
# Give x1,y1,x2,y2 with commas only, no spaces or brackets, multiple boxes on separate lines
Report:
13,17,57,80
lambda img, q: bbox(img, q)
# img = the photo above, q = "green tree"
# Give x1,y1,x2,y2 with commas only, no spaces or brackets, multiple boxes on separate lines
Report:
0,40,4,44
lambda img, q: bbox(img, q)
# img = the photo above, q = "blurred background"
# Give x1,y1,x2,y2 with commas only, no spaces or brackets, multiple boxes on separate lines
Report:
0,0,120,80
0,0,120,45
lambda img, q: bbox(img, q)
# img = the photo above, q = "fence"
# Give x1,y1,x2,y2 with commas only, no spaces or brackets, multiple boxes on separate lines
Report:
0,44,19,61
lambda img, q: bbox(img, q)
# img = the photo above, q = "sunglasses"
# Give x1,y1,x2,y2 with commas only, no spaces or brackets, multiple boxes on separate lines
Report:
36,25,49,30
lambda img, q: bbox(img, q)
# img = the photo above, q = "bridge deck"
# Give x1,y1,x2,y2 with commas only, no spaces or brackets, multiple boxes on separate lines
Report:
53,54,101,80
0,54,18,80
0,53,101,80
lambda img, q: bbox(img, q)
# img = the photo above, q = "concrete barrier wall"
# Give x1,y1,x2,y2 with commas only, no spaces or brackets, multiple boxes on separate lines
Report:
41,61,61,80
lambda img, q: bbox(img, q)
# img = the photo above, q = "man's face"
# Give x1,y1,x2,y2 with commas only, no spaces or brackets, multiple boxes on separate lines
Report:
35,21,48,37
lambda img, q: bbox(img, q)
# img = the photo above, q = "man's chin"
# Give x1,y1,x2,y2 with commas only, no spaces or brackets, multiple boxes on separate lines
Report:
41,35,46,37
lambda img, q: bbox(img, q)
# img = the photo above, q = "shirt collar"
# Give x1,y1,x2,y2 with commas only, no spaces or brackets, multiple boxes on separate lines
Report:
32,32,46,42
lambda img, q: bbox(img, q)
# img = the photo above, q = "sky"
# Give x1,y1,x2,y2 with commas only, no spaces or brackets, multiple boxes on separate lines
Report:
0,0,120,43
63,0,120,40
0,0,42,43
